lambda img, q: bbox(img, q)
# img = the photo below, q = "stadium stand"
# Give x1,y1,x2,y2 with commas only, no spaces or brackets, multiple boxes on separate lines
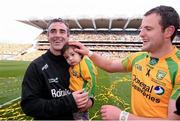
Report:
33,31,180,60
0,43,33,60
18,18,180,57
0,17,180,61
1,31,179,61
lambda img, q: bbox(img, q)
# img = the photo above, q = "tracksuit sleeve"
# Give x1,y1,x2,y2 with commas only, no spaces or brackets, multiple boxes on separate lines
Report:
20,62,77,119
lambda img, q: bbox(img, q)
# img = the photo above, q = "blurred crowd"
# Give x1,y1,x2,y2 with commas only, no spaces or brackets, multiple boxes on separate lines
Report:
0,31,179,61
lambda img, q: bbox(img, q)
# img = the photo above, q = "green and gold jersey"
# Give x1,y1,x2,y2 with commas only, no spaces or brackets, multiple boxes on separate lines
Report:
69,56,97,98
122,46,180,118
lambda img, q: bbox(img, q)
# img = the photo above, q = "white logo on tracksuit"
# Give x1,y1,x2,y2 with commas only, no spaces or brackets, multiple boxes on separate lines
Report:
51,89,71,98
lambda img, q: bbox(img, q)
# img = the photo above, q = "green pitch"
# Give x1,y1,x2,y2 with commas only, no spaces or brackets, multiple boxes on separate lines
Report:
0,60,30,104
0,60,131,120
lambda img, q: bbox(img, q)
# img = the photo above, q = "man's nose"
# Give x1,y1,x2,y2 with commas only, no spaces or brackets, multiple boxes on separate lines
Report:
139,29,145,38
54,30,64,36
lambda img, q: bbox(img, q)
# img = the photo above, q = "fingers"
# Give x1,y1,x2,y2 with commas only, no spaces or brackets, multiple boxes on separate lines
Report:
101,105,110,112
72,90,89,109
77,96,88,108
75,48,89,56
75,89,85,94
68,41,82,47
72,89,84,100
100,105,108,120
68,41,89,55
101,105,108,114
100,105,120,120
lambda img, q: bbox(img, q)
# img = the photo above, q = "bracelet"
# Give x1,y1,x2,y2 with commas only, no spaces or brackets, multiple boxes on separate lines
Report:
87,50,93,57
119,111,129,121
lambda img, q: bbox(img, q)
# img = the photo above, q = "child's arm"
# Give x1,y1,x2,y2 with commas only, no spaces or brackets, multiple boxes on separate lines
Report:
79,57,97,112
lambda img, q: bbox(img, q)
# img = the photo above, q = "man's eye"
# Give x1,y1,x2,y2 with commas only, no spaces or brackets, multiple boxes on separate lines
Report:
60,30,66,33
50,29,56,33
145,27,152,31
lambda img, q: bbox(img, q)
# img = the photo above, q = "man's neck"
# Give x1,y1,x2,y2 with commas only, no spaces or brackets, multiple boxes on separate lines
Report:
151,45,174,58
50,48,61,56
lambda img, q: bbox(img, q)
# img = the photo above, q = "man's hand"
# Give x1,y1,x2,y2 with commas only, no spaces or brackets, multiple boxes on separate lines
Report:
68,41,89,55
72,89,89,109
79,98,93,112
100,105,121,120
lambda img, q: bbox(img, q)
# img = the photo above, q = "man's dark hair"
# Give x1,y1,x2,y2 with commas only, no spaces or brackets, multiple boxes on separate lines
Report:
144,5,179,41
47,18,70,35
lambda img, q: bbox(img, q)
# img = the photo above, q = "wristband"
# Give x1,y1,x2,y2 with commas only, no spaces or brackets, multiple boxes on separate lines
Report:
119,111,129,121
87,50,93,57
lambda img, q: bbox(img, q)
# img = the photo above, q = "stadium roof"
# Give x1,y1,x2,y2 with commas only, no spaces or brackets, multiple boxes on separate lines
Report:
16,0,180,32
18,16,180,32
18,17,143,32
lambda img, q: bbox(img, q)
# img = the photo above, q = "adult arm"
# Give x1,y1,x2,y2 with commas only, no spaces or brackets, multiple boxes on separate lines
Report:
69,41,127,73
101,102,180,120
21,62,88,118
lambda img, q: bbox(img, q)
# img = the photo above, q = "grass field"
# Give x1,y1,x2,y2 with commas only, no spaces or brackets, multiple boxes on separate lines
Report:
0,60,131,120
0,60,30,104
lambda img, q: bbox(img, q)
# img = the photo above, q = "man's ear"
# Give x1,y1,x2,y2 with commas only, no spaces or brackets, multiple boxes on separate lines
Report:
164,25,175,38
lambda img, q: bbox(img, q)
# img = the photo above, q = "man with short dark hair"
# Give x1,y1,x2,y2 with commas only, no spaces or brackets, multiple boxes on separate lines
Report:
21,18,92,120
70,5,180,120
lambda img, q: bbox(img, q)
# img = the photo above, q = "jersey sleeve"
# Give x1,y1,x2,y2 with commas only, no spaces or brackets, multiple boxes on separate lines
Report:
121,53,134,72
122,52,148,72
81,57,97,81
80,56,97,97
171,73,180,100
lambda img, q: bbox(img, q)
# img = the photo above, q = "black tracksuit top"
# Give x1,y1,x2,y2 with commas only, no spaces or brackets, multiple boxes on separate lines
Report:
20,50,78,120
